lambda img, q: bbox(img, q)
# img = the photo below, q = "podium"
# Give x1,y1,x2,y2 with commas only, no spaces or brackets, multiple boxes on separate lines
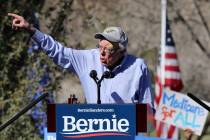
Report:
47,104,148,140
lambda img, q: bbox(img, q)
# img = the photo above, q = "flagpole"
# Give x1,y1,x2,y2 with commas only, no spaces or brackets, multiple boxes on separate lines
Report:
161,0,167,86
160,0,167,137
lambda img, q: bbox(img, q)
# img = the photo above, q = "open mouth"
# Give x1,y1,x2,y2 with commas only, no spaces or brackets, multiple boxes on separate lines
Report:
100,57,107,65
100,57,105,61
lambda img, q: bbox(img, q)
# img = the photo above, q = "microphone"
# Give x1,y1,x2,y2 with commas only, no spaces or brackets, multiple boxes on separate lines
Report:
99,71,114,83
89,70,98,80
103,71,115,79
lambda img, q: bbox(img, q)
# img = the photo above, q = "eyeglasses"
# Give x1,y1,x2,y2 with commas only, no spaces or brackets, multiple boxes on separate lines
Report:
96,44,118,55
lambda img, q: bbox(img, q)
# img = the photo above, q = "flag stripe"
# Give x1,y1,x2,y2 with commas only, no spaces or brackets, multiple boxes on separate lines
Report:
157,122,164,137
165,53,177,59
165,65,180,72
165,59,178,66
167,125,176,138
165,46,176,53
165,79,183,85
165,71,181,79
165,79,183,91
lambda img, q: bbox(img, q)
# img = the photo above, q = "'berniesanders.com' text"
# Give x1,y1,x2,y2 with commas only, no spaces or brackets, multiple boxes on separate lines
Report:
77,108,114,113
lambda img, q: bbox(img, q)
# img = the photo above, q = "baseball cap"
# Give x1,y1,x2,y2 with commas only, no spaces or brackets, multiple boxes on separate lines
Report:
95,27,128,49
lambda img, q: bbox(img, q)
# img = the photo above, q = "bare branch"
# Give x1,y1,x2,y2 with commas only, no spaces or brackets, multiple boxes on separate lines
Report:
175,10,210,59
193,0,210,38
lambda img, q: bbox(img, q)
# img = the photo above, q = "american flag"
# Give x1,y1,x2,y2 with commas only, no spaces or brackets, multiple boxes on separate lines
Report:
155,18,183,139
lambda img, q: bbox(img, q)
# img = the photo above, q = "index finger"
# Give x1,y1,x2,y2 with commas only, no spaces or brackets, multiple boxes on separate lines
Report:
8,13,22,19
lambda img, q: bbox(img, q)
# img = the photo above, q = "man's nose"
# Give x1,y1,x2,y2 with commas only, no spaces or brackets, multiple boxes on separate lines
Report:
100,49,106,56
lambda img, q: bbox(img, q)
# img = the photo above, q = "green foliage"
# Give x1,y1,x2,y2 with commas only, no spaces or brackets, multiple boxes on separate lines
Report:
0,0,70,139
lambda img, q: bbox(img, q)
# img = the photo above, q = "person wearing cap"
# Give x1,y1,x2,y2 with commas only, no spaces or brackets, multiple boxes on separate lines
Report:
8,13,154,108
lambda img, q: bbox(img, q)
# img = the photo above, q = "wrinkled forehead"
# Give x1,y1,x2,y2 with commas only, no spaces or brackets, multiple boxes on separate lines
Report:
99,40,114,49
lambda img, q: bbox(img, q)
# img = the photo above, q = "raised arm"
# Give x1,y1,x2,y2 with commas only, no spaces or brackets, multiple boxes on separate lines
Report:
8,13,89,75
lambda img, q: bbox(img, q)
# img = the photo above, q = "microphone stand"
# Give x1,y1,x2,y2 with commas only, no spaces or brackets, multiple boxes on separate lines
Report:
90,70,114,104
97,81,101,104
0,93,48,131
96,76,107,104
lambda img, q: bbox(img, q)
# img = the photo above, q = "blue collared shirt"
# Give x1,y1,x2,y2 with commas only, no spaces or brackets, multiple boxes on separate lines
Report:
32,30,154,108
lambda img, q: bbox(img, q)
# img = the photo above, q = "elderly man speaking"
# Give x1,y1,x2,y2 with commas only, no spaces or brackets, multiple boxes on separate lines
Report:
8,13,154,109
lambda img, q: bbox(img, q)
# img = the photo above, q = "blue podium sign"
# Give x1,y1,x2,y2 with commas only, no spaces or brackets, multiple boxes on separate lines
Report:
56,104,136,140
